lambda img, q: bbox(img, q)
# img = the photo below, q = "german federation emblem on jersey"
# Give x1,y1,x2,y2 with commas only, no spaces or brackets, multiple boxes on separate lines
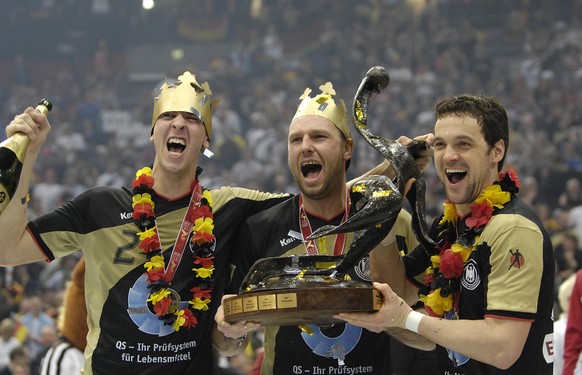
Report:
461,259,480,291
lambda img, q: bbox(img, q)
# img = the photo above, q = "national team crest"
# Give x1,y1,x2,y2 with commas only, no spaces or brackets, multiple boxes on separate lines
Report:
461,259,480,291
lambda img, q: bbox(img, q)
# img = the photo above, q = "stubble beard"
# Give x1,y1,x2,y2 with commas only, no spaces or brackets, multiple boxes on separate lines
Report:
442,178,482,208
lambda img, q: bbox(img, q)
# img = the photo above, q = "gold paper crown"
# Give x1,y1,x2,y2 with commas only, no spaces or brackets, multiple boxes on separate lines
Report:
292,82,351,140
152,71,220,139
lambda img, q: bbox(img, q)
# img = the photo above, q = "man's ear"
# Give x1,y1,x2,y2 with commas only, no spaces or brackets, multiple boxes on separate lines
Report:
344,138,354,161
491,139,505,164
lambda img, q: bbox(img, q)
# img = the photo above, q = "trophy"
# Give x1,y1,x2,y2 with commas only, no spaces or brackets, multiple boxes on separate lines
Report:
224,67,435,326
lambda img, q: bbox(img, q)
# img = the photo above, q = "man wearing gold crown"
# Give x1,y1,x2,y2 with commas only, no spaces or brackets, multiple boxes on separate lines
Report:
0,72,410,374
0,71,294,374
215,82,435,374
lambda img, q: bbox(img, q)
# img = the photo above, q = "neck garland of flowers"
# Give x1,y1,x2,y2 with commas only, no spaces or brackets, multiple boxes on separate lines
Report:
419,169,520,318
132,166,215,331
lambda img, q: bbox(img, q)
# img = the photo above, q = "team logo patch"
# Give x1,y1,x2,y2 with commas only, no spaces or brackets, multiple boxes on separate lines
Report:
127,274,185,336
508,249,525,270
301,323,362,364
461,259,480,291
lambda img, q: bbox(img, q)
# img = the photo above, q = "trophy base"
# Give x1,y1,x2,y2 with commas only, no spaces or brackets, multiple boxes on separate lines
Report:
223,287,382,326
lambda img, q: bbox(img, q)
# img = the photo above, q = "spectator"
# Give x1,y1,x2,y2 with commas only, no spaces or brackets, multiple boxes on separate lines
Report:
17,296,55,360
95,159,126,188
559,178,582,210
563,269,582,375
31,168,64,214
568,204,582,251
10,55,29,87
92,38,112,79
555,233,582,282
554,273,576,375
29,325,58,374
0,346,30,375
0,319,21,372
39,258,87,375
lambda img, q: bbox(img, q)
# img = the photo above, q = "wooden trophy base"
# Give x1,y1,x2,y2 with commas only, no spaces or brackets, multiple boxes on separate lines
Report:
223,287,382,326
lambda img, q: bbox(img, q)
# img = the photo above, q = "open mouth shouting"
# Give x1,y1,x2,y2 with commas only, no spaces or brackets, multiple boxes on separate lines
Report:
445,168,467,185
167,137,186,157
301,161,322,182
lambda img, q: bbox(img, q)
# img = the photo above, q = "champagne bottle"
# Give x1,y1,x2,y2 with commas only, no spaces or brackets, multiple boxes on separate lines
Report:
0,99,52,214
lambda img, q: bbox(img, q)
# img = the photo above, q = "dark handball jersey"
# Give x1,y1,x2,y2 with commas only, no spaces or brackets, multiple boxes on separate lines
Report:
27,185,288,375
404,196,555,375
230,195,419,375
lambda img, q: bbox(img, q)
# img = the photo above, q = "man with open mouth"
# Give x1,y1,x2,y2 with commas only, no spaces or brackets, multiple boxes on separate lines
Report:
337,95,555,375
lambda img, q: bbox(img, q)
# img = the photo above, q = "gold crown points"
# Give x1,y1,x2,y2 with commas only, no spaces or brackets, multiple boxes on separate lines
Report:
298,82,336,106
294,82,351,140
157,72,218,120
159,72,213,96
152,71,220,138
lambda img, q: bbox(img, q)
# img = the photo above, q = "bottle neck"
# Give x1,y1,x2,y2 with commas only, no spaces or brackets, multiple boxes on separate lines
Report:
0,133,30,163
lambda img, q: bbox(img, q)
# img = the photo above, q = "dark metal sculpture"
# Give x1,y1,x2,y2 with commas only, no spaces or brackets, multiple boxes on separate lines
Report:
308,66,436,272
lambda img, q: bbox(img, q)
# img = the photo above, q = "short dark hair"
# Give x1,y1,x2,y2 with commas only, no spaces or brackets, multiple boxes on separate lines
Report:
9,346,27,361
435,95,509,171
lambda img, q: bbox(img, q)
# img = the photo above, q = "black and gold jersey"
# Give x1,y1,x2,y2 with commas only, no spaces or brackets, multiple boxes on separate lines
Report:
404,196,554,374
28,185,288,375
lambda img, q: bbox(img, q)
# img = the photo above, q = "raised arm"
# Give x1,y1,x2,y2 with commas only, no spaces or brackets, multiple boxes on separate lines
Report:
0,106,52,266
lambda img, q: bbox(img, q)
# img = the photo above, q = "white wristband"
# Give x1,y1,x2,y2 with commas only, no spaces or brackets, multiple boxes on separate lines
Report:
404,310,424,333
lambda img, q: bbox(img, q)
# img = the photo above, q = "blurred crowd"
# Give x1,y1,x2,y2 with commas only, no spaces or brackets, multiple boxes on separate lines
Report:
1,0,582,374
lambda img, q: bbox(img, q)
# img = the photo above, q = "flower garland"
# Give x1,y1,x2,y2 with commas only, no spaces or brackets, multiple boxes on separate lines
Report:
419,169,521,317
132,166,215,331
